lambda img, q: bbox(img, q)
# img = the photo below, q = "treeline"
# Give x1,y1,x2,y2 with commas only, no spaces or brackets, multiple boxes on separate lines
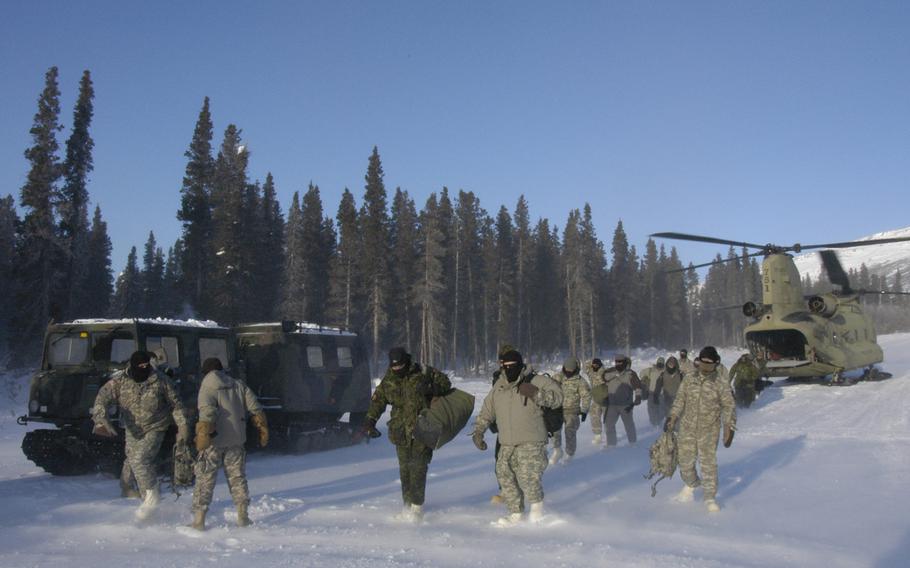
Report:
5,68,907,373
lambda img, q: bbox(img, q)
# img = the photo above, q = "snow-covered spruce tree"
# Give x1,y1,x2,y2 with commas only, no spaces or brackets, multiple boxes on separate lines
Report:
282,192,305,321
253,173,285,321
327,188,363,330
512,196,532,356
609,220,635,355
578,203,607,361
15,67,65,361
0,196,19,359
416,193,447,368
140,232,164,317
492,206,515,363
452,190,485,373
161,240,184,318
435,188,456,369
529,218,563,362
177,97,215,318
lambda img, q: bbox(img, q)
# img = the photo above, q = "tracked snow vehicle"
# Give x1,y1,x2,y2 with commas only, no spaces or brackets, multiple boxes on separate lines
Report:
234,321,371,453
18,319,232,475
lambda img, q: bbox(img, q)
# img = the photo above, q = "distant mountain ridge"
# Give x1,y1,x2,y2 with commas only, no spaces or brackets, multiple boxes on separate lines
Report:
792,226,910,285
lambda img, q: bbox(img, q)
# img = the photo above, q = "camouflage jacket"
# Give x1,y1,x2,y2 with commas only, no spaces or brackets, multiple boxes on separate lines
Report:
668,367,736,439
474,366,563,445
550,371,592,414
604,368,643,407
92,368,188,438
657,368,684,400
638,365,662,394
584,361,608,387
678,358,697,377
730,360,759,389
367,363,452,446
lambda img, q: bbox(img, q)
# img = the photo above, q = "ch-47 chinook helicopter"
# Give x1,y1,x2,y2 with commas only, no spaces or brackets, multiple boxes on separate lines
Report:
651,232,910,384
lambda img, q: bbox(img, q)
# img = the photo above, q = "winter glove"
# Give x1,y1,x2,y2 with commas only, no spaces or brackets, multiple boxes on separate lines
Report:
92,422,115,438
624,404,634,413
251,412,269,448
663,417,676,433
472,431,488,451
195,421,214,452
517,382,539,399
633,389,642,406
723,426,735,448
353,418,381,443
580,412,587,422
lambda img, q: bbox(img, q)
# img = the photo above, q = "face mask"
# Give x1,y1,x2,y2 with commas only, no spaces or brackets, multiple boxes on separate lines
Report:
130,363,151,382
564,368,577,377
592,364,602,372
657,363,665,370
699,362,718,373
392,363,409,378
504,364,522,382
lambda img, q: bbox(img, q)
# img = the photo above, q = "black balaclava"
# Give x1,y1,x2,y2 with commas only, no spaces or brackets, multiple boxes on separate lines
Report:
501,350,524,382
614,355,629,372
666,356,679,373
388,346,411,377
129,351,152,383
591,358,603,372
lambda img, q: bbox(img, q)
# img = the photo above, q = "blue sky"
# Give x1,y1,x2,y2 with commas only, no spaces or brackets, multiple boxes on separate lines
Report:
2,1,908,273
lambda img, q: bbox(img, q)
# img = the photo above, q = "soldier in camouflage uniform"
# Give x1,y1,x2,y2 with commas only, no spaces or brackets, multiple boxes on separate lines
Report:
191,358,269,531
657,356,684,423
603,355,643,447
678,349,697,377
584,358,609,444
729,353,760,408
360,347,452,522
638,356,666,427
472,350,563,526
91,351,189,520
665,346,736,513
548,357,592,465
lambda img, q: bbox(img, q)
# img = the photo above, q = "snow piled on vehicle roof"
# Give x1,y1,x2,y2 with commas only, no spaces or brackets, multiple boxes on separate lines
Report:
237,322,356,336
68,317,226,328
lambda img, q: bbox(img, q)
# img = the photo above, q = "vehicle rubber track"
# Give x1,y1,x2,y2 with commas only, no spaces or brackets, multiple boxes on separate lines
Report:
22,429,125,476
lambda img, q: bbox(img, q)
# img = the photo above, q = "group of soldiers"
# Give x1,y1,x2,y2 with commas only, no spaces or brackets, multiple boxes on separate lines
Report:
90,343,761,528
91,350,269,530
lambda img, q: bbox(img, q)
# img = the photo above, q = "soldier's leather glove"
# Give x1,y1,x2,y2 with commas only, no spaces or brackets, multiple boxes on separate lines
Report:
195,421,214,453
472,431,487,451
517,382,539,399
580,412,587,422
92,423,115,438
663,417,675,433
251,412,269,448
353,418,381,443
723,426,735,448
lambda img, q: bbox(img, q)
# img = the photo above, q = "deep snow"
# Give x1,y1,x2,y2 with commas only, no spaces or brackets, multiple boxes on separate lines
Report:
2,339,909,568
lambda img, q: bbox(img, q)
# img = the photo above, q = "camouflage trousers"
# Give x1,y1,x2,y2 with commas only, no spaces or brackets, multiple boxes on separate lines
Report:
192,445,249,514
124,429,166,494
735,386,756,408
396,442,433,506
551,412,581,456
496,442,547,514
677,429,720,500
589,401,606,436
605,405,637,446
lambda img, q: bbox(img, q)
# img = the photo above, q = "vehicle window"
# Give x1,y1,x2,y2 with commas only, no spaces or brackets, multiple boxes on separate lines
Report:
337,346,353,368
48,333,89,366
307,346,324,368
199,337,228,370
146,336,180,367
92,332,136,364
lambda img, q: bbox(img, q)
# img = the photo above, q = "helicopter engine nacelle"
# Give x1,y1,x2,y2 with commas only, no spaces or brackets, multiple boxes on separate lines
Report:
742,302,767,319
808,294,838,317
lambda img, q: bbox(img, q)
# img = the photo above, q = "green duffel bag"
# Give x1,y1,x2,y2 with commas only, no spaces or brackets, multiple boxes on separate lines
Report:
591,384,610,405
414,388,476,450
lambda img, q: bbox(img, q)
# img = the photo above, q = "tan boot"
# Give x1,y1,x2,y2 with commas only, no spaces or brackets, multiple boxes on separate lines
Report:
237,503,251,527
192,510,206,531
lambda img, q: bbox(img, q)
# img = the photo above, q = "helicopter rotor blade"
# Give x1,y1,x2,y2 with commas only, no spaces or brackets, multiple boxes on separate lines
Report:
859,289,910,296
797,236,910,251
650,232,767,250
665,249,766,273
819,250,853,295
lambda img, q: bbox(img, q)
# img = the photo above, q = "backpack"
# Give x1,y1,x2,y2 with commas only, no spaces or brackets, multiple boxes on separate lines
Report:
519,372,564,436
644,430,678,497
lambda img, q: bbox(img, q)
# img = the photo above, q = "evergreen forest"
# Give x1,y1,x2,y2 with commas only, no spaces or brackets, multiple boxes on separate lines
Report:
2,68,907,373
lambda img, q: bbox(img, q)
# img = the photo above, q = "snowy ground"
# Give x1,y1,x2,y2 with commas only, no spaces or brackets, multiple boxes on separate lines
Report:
2,339,909,568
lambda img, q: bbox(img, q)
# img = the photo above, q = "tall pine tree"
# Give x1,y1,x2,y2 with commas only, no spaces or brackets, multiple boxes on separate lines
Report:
359,147,391,372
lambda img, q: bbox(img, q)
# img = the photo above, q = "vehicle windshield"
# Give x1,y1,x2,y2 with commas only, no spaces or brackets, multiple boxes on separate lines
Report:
47,333,90,366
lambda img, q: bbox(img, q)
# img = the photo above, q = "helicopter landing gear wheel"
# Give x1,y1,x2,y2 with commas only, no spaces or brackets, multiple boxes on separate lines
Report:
863,367,892,381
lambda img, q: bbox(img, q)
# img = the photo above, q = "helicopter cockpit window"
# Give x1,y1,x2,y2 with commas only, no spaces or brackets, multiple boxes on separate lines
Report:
337,346,353,368
199,337,228,370
146,336,180,367
48,333,89,366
